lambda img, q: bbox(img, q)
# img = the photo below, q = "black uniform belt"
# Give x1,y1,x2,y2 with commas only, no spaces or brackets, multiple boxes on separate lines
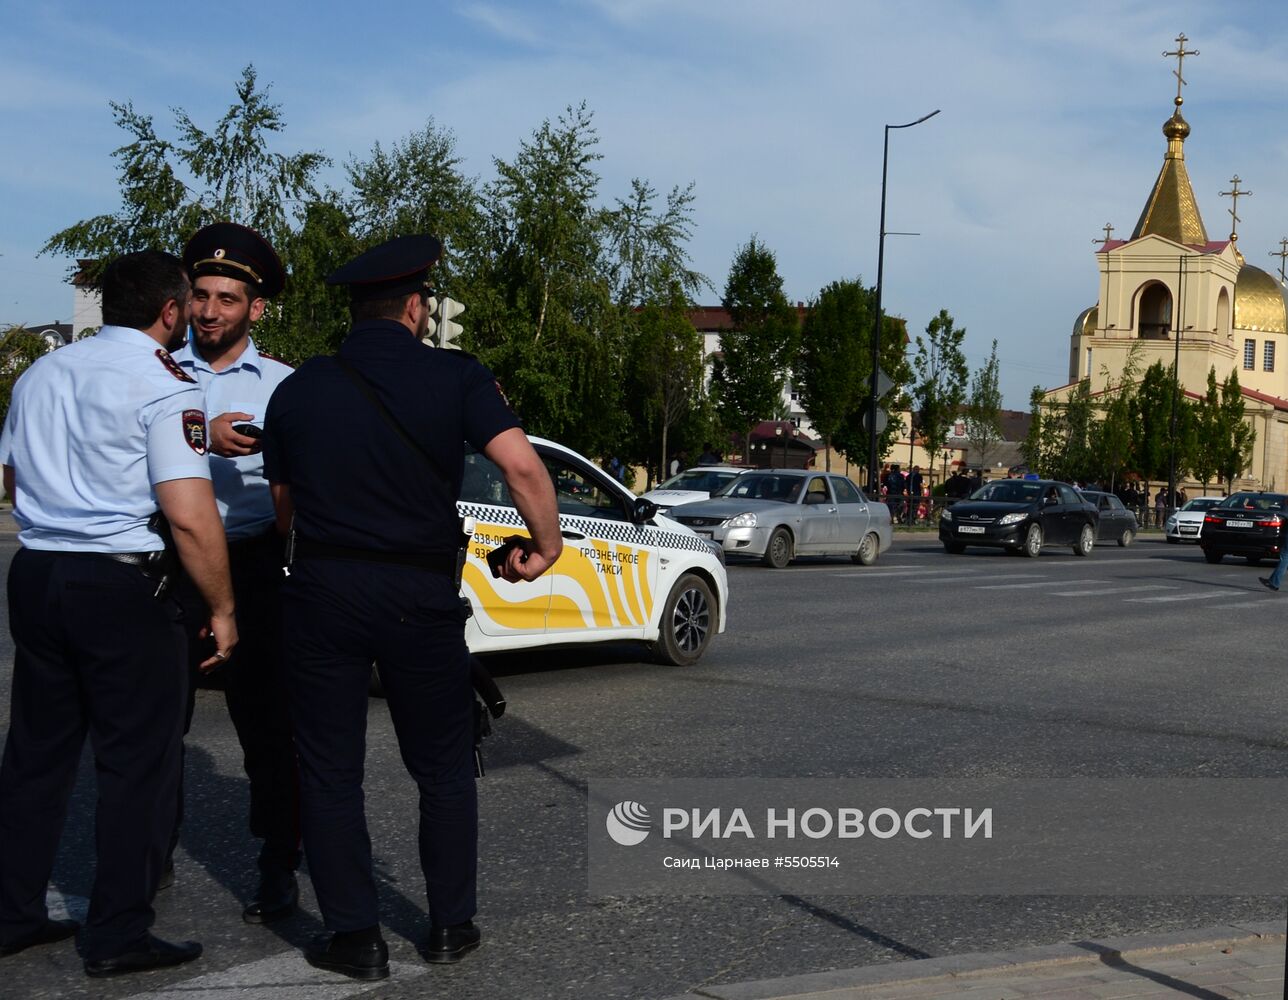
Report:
100,551,157,566
293,537,456,575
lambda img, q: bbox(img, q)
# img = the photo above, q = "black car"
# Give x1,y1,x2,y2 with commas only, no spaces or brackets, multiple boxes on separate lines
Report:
939,479,1099,557
1198,492,1288,565
1078,490,1139,546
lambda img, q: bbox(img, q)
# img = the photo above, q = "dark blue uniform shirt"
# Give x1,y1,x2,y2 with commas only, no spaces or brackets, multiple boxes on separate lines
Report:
262,320,520,554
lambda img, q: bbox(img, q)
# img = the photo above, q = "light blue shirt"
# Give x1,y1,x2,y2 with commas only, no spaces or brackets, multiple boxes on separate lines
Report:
171,336,293,541
0,325,211,552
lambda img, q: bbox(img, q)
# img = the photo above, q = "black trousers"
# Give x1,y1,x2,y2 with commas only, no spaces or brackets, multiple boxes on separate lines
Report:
174,531,300,877
0,549,187,961
282,557,476,932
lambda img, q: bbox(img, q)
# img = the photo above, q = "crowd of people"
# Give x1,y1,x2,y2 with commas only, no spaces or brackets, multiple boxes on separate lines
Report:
0,226,561,982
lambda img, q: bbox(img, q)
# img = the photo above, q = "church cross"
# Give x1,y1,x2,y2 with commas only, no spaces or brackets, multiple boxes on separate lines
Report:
1163,34,1198,107
1219,176,1252,241
1272,239,1288,284
1094,223,1115,247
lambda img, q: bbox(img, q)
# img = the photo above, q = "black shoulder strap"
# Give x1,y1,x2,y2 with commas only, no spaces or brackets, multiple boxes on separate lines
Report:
332,356,458,510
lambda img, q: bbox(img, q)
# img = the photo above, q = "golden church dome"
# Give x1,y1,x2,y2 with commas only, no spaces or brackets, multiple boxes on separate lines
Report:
1235,264,1288,334
1073,306,1098,336
1163,110,1190,141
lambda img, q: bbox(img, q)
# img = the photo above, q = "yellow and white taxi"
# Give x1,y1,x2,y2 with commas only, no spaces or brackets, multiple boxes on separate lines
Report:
457,437,728,665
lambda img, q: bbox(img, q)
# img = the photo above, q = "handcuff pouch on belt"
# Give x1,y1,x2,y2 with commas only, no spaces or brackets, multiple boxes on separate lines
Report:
144,511,179,600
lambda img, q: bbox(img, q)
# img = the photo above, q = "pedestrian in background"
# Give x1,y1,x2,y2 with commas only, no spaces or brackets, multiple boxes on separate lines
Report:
0,251,236,977
262,235,562,981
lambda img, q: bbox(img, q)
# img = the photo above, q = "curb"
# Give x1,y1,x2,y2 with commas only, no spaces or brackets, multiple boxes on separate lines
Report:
661,922,1284,1000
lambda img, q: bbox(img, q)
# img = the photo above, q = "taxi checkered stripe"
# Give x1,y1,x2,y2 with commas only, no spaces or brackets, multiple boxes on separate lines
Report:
457,502,713,555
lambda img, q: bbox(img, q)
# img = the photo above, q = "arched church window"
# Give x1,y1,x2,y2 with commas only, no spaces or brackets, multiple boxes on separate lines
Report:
1137,283,1172,340
1216,287,1231,340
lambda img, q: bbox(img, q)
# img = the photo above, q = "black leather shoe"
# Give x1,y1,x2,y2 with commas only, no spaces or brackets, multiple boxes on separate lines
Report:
242,872,298,924
304,930,389,981
84,935,202,977
423,920,481,964
0,917,79,957
1260,577,1279,592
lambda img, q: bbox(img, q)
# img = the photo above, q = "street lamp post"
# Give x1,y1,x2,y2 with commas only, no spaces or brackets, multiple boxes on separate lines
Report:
867,109,941,495
1167,254,1186,519
775,424,784,469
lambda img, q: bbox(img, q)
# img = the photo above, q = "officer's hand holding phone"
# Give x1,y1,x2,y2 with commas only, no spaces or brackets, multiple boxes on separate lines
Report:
210,412,262,456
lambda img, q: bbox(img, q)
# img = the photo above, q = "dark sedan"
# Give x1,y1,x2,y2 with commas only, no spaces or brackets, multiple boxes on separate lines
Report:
1078,490,1139,546
939,479,1099,557
1198,492,1288,565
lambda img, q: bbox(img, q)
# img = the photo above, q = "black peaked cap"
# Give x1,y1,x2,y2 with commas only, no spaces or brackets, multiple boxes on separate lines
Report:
183,222,285,298
325,235,443,302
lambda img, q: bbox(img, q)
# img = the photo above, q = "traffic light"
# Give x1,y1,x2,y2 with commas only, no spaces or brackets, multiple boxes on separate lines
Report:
423,296,466,349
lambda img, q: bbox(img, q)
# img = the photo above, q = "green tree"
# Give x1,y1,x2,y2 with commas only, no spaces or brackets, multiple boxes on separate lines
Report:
826,314,912,474
468,103,625,455
716,237,799,461
1087,345,1141,489
796,278,875,470
621,281,705,483
1019,386,1051,475
604,179,708,307
0,327,51,438
1215,369,1255,489
965,339,1002,473
345,119,482,286
1189,367,1222,490
911,309,969,474
44,65,326,283
1131,361,1178,490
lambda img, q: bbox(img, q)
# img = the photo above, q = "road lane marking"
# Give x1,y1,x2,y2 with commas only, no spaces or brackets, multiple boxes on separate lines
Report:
833,572,978,581
974,579,1098,590
1128,592,1229,603
1201,602,1267,610
1050,585,1177,597
120,951,427,1000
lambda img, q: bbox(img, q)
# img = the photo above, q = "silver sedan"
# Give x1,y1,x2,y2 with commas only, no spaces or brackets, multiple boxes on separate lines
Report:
668,469,894,568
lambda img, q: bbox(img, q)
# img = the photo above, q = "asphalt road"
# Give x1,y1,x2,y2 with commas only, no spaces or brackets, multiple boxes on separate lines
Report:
1,531,1285,999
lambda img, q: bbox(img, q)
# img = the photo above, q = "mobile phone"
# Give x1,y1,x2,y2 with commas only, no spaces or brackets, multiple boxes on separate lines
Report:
232,423,263,439
486,536,528,578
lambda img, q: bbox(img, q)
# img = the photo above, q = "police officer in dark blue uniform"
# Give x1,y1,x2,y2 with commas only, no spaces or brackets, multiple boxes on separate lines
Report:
0,251,237,977
261,235,561,981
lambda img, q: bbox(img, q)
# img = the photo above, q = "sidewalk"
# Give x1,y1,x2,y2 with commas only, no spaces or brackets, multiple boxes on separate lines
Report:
664,923,1285,999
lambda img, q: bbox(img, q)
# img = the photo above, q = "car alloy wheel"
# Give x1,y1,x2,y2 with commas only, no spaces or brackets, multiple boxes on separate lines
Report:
1118,528,1134,548
761,528,793,569
1022,523,1043,557
654,573,715,666
1073,523,1094,556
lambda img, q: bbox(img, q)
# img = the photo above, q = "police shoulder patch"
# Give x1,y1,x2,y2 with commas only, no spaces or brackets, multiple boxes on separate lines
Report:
183,409,208,456
157,349,197,383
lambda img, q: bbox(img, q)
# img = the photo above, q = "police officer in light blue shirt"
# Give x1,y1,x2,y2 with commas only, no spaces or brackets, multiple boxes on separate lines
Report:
0,250,236,977
166,223,302,925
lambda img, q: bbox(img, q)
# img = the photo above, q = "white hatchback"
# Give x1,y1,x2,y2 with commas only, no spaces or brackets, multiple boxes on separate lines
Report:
1164,496,1226,543
641,466,748,515
457,438,729,665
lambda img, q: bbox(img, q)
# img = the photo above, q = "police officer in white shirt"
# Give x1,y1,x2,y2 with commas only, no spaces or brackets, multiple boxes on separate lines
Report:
0,250,236,977
168,223,299,923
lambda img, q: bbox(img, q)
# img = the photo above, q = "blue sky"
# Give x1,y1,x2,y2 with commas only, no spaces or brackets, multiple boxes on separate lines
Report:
4,0,1288,408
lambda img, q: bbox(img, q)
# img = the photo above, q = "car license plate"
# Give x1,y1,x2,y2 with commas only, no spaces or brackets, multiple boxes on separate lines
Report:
958,525,986,534
1226,519,1254,528
693,530,713,538
1180,526,1198,534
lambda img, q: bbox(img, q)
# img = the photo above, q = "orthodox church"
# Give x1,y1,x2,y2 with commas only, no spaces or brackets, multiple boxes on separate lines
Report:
1054,36,1288,489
